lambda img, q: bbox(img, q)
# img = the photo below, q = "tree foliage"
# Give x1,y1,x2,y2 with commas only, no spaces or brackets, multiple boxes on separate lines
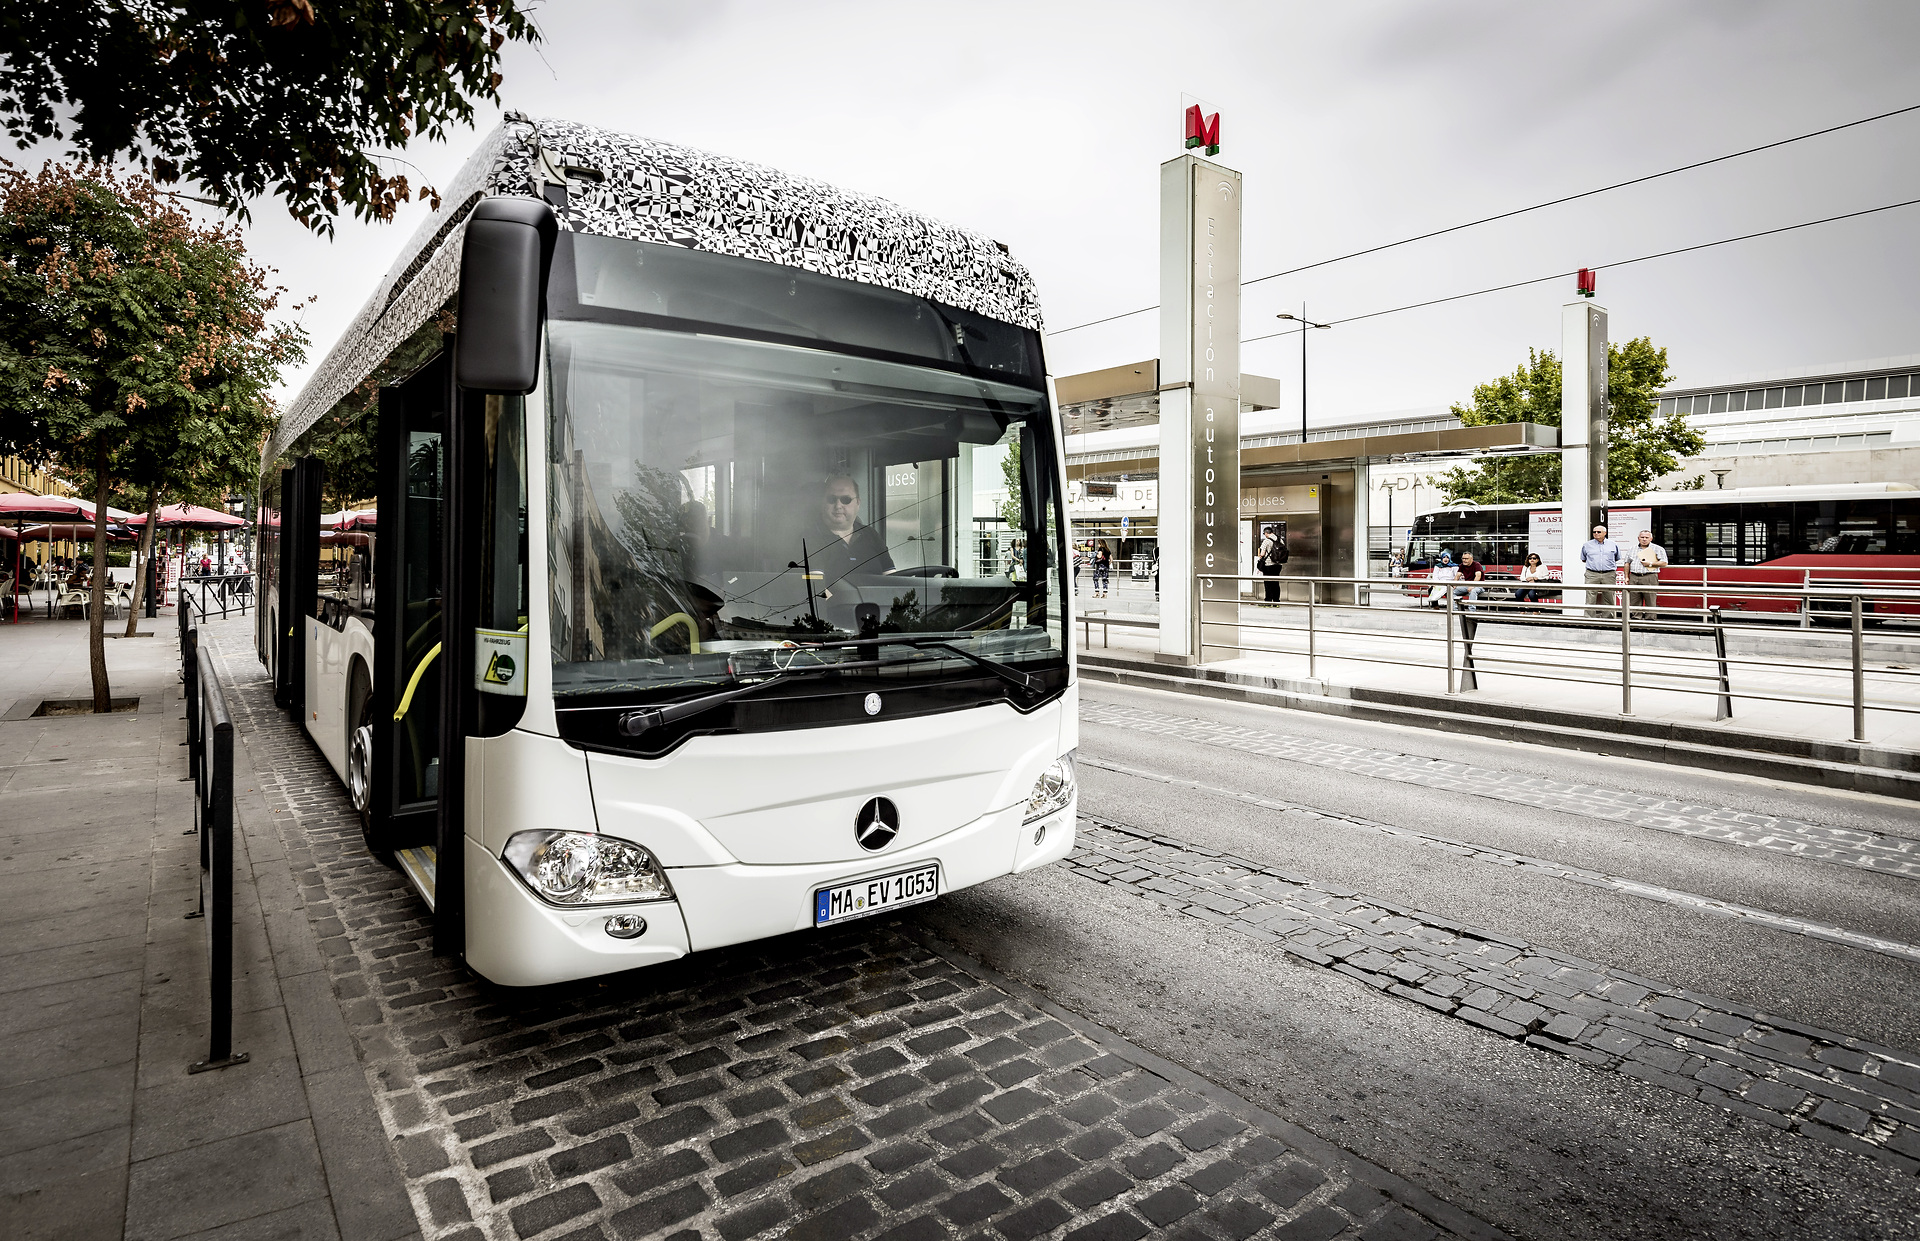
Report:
1435,336,1703,505
0,1,539,233
0,161,305,706
999,437,1022,531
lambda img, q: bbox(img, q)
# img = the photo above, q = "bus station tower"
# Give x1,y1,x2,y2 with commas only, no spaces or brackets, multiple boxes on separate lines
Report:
1156,143,1243,663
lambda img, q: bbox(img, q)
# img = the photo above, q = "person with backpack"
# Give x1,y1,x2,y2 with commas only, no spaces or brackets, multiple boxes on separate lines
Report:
1256,525,1286,602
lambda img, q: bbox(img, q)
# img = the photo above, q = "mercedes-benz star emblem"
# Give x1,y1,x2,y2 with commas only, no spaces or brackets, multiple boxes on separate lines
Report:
855,797,899,852
864,692,882,716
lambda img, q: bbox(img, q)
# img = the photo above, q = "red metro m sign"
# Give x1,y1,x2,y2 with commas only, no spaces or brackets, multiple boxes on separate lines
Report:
1184,105,1220,157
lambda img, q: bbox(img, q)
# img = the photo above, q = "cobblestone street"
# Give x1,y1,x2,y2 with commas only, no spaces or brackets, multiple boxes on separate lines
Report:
169,613,1920,1241
209,624,1494,1241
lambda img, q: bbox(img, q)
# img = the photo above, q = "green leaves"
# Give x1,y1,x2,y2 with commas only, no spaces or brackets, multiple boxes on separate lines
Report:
0,1,540,233
0,161,307,505
1437,336,1700,505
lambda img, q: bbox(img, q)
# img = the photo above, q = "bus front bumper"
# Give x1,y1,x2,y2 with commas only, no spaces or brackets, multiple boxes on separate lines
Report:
464,836,692,987
669,800,1075,954
462,800,1075,987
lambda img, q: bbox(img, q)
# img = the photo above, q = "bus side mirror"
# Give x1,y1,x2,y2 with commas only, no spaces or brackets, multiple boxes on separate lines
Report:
454,197,559,394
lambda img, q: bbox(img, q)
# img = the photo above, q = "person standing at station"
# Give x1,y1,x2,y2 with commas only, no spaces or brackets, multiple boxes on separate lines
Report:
1628,528,1668,620
1091,542,1111,599
1256,524,1285,602
1578,523,1624,618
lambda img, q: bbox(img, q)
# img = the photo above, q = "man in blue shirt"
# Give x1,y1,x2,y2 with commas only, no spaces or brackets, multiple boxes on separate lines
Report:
1579,523,1624,618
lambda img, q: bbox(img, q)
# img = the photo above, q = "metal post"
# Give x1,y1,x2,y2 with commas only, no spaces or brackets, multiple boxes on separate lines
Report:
1445,588,1456,694
1709,605,1732,722
183,627,200,779
1307,579,1317,680
1852,595,1867,743
1621,598,1633,715
188,646,247,1074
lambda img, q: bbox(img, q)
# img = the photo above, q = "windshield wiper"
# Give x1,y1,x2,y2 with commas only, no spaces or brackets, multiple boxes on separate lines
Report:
612,655,905,736
804,635,1046,696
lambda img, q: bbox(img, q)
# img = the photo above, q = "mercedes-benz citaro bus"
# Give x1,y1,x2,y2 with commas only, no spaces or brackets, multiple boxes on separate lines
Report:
255,117,1077,985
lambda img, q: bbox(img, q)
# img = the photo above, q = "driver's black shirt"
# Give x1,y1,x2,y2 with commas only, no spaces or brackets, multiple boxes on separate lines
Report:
807,523,894,588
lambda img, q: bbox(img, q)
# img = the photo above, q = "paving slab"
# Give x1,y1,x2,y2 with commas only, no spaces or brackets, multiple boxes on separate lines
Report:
0,606,416,1241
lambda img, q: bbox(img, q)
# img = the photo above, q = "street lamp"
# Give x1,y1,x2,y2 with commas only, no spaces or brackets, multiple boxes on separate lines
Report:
1275,306,1332,446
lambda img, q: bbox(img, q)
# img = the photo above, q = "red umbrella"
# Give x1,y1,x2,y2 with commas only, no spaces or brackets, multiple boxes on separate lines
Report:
0,492,89,522
128,502,246,530
5,495,92,621
18,523,137,542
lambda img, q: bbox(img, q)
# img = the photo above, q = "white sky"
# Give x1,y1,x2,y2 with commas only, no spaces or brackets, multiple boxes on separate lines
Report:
221,0,1920,429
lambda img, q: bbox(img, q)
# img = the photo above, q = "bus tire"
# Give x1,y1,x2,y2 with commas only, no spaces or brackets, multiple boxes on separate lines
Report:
347,661,391,864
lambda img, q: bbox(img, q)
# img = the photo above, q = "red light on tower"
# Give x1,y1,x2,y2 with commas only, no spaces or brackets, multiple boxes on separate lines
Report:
1576,267,1597,298
1184,105,1221,157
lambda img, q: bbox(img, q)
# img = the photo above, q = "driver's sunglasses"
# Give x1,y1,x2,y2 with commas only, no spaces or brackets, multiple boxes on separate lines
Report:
828,494,857,506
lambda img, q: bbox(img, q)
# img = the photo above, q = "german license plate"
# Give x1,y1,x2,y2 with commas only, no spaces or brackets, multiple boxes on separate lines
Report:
815,864,940,927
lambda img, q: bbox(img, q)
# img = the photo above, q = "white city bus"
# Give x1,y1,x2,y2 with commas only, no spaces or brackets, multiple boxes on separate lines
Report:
257,118,1077,985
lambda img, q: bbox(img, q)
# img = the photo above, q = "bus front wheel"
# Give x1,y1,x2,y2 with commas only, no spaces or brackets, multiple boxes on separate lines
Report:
347,664,390,864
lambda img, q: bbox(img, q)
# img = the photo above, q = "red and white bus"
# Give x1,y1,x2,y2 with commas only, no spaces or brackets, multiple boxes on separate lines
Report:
1404,483,1920,619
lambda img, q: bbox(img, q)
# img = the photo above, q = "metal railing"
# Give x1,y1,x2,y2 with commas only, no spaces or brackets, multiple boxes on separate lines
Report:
179,589,248,1073
1127,573,1920,746
179,571,254,620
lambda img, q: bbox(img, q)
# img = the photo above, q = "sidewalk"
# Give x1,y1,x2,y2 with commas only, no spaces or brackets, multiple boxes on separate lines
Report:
1075,595,1920,754
0,613,415,1240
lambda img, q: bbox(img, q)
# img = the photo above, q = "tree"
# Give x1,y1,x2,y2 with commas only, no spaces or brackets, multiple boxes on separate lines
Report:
0,162,305,709
999,438,1023,531
0,1,539,233
1435,336,1704,506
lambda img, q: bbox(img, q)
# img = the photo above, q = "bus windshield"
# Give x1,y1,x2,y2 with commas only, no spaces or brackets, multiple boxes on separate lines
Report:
546,319,1066,703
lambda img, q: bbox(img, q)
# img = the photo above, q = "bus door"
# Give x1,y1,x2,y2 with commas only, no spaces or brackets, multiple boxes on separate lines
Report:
274,460,322,711
430,384,532,956
371,355,448,894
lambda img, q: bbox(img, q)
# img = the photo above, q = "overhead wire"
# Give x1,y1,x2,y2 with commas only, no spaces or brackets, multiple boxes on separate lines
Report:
1238,195,1920,344
1044,101,1920,337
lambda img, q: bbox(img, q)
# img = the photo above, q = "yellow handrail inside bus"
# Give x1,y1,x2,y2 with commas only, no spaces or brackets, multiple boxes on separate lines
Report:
394,641,442,722
648,612,700,654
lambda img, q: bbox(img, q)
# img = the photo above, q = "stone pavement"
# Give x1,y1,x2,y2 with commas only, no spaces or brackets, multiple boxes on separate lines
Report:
1079,701,1920,880
1065,811,1920,1174
195,615,1509,1241
0,611,416,1240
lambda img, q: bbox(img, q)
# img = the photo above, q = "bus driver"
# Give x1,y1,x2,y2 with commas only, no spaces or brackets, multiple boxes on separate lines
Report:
810,472,893,592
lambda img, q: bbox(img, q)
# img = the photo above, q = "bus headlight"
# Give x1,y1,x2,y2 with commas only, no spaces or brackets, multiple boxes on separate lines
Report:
502,830,675,906
1024,751,1076,823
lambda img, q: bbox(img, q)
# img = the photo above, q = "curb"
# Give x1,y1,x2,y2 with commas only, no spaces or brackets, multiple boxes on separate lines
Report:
1076,653,1920,801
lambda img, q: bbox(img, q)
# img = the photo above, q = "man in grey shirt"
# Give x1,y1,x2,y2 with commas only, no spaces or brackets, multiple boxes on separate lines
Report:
1579,523,1624,618
1628,528,1668,619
